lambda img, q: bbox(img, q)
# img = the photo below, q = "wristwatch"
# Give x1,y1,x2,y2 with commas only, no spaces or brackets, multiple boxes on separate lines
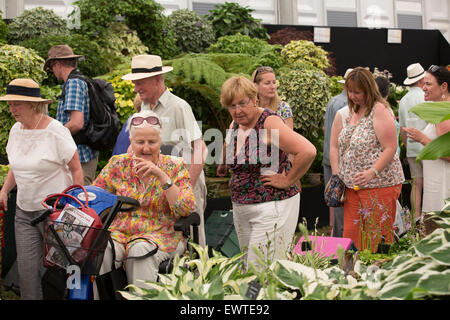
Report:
162,178,173,191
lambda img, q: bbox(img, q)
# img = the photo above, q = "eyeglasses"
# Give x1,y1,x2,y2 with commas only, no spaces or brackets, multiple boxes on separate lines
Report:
130,116,161,126
228,98,251,111
254,66,274,82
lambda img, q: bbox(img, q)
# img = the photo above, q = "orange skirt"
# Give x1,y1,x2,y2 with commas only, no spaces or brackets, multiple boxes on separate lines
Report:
343,184,402,252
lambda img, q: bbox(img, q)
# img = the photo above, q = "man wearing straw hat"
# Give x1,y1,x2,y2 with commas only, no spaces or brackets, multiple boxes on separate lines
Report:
399,63,427,219
322,68,353,237
123,54,208,247
44,44,98,185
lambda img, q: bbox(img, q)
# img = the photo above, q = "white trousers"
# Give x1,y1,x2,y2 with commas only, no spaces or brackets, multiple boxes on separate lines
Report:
232,193,300,270
93,240,184,299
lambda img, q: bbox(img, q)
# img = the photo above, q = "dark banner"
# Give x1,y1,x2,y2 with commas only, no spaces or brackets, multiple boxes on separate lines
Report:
264,24,450,85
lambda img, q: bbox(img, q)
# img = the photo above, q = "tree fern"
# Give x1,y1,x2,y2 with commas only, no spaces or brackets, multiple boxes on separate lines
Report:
166,56,229,92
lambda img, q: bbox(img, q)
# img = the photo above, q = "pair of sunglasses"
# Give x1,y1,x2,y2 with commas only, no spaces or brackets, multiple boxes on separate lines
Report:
428,65,440,74
253,66,274,83
130,116,160,126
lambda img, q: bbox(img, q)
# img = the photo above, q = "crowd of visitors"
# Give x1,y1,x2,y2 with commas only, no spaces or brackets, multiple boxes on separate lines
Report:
0,42,449,299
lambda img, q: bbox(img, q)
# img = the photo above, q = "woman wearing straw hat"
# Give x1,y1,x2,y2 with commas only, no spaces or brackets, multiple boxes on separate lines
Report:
0,78,83,299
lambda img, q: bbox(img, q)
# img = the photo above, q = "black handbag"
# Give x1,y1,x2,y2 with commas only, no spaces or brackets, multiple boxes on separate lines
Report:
95,237,159,300
95,238,128,300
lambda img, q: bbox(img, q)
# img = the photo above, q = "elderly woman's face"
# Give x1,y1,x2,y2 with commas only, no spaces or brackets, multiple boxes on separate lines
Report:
9,101,34,123
130,126,161,163
227,95,257,127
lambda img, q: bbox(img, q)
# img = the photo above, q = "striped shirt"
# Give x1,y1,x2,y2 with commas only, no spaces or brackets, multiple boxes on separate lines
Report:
57,77,98,163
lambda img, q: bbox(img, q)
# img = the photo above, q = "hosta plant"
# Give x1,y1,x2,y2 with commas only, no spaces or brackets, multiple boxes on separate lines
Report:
409,101,450,161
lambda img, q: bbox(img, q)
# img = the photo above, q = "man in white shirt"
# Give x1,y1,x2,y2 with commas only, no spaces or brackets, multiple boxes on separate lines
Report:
123,55,208,247
398,63,427,219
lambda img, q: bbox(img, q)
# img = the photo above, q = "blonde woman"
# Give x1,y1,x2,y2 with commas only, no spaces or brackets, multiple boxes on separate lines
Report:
0,78,83,299
251,66,294,129
219,76,316,269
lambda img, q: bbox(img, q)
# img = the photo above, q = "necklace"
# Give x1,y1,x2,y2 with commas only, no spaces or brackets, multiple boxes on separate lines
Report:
22,113,44,130
33,113,44,130
19,113,44,155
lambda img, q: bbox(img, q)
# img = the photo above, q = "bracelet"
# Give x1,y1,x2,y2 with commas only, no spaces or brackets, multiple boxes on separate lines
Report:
370,167,379,177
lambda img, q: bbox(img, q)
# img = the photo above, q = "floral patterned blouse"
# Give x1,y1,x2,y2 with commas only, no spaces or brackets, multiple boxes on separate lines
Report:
92,153,194,253
276,100,293,120
227,108,299,204
338,107,404,189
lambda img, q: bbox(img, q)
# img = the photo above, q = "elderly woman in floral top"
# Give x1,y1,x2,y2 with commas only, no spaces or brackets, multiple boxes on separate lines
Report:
330,67,404,252
93,110,194,288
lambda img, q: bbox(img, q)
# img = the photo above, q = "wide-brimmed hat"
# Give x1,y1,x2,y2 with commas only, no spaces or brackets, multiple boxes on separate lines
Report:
0,79,52,103
403,63,425,85
122,55,173,81
338,68,354,83
44,45,84,71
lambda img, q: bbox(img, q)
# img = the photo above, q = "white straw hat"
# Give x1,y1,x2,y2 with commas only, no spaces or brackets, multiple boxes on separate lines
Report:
122,55,173,81
403,63,425,85
338,68,354,83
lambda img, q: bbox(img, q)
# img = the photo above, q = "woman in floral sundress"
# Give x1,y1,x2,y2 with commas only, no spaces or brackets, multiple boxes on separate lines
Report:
329,67,404,252
93,110,194,289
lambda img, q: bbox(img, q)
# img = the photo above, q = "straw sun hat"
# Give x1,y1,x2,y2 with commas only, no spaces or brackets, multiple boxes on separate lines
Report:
122,55,173,81
0,79,52,104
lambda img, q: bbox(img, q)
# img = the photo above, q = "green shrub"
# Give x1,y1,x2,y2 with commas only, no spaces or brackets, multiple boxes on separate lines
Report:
281,40,330,71
7,7,70,44
0,45,48,156
207,34,283,73
20,34,111,86
101,22,148,66
206,2,269,40
167,9,215,53
73,0,179,59
278,64,331,141
0,11,9,44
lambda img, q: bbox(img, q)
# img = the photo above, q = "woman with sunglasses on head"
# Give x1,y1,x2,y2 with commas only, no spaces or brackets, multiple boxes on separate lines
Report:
92,110,195,292
0,79,83,300
402,65,450,213
251,66,294,129
218,76,316,270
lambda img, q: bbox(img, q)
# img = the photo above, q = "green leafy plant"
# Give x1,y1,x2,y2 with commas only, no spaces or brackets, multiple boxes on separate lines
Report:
206,2,269,40
278,64,331,140
207,33,283,73
0,164,9,186
101,22,149,66
73,0,179,59
20,34,111,86
409,101,450,161
0,45,47,156
0,11,9,45
7,7,70,44
167,9,215,54
281,40,330,71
